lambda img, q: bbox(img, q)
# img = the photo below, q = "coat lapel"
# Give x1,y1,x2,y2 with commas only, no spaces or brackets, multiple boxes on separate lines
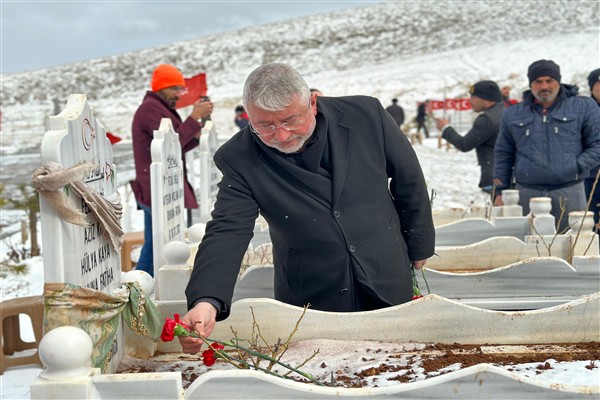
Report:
325,102,351,208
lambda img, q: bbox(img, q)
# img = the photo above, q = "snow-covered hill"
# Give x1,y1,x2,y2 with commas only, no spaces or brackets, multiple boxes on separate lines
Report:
0,0,598,154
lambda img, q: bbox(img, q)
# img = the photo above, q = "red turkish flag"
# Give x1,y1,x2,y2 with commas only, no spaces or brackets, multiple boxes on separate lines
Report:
456,98,472,110
444,99,457,110
429,100,445,110
176,73,208,109
420,99,472,111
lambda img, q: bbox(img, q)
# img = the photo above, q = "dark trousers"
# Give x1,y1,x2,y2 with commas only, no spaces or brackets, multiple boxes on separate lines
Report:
584,177,600,228
136,203,154,277
416,119,429,138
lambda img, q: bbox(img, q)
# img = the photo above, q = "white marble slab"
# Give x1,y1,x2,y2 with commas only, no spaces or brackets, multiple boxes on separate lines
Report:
429,235,590,270
435,217,530,246
209,293,599,345
230,258,600,309
184,364,597,399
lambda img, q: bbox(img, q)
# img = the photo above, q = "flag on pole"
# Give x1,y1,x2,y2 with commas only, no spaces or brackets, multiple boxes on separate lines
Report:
106,132,122,145
176,73,208,109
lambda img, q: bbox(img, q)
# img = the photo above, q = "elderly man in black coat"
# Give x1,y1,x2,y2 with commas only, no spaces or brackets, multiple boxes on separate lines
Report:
179,63,435,352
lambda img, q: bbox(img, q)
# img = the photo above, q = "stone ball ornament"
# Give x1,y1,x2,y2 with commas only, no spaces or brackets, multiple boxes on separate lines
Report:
163,240,190,266
122,269,155,296
187,222,206,243
38,326,93,380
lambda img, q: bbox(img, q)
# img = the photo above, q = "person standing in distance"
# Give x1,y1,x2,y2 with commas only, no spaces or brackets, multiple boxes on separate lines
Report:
584,68,600,232
130,64,213,276
416,100,430,138
494,60,600,233
385,98,405,128
435,81,504,196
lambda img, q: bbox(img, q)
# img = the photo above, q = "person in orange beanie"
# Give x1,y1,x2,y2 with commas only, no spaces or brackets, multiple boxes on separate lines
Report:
130,63,213,276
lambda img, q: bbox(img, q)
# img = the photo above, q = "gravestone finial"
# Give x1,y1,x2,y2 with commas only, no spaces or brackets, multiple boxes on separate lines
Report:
39,326,93,381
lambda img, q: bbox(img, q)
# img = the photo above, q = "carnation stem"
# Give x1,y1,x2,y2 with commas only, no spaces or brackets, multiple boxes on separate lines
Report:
411,263,430,296
198,336,325,386
421,267,431,294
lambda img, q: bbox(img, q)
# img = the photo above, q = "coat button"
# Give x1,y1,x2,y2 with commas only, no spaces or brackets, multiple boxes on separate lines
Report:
340,288,349,294
349,245,356,252
333,210,341,217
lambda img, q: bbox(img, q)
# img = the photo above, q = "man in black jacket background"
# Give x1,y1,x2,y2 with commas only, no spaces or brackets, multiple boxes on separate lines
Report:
385,98,405,128
434,80,504,195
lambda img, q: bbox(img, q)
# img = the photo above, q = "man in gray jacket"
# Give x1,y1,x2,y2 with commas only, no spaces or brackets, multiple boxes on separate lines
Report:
178,63,435,353
435,80,504,195
494,60,600,232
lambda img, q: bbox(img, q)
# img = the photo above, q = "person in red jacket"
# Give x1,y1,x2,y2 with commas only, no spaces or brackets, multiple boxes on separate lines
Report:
130,64,213,276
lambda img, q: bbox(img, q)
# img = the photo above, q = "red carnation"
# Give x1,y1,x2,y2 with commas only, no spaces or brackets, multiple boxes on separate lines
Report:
202,342,225,367
202,349,217,366
160,317,177,342
210,342,225,351
174,313,191,331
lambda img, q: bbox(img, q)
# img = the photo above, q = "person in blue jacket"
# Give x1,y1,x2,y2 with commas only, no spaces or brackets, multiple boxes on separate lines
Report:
494,60,600,233
584,68,600,233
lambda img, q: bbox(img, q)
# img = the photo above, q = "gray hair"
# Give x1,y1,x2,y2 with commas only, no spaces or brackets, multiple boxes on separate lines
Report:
243,63,310,112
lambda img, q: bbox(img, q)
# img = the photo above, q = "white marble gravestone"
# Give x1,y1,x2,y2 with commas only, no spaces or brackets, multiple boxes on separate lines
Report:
150,118,186,286
197,125,221,222
39,94,123,373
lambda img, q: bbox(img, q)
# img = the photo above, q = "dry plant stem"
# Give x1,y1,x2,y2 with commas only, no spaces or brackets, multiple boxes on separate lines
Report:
488,182,498,220
251,305,310,370
555,198,569,236
281,350,320,378
584,224,599,255
568,170,600,261
461,200,474,219
528,196,572,256
528,215,551,257
229,328,254,368
250,307,278,369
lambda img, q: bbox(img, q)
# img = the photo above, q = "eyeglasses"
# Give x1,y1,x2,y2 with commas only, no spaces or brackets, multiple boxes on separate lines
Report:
249,101,312,137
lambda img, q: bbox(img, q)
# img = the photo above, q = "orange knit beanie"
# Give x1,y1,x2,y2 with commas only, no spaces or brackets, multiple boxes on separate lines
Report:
151,64,185,92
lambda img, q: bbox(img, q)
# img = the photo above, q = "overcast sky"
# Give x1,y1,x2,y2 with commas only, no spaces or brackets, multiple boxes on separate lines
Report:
1,1,384,74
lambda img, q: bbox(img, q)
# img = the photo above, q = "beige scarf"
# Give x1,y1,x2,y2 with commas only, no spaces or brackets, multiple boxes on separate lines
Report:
32,161,124,253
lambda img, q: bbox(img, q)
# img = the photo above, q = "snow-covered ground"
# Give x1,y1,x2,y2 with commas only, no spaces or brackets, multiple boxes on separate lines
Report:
1,139,598,399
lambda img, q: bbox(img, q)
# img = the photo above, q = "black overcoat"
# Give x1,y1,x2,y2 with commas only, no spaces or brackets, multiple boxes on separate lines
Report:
186,95,435,320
